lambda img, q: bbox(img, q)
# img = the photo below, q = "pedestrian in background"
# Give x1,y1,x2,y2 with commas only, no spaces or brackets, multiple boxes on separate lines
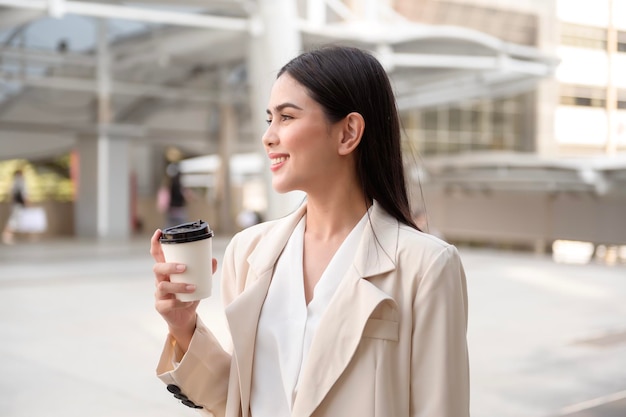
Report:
157,163,190,228
2,169,27,245
150,45,470,417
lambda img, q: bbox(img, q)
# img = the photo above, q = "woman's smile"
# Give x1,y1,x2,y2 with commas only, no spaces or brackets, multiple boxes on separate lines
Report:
269,154,289,171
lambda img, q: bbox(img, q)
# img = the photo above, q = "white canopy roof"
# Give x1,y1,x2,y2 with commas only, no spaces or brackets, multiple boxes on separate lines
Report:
418,151,626,196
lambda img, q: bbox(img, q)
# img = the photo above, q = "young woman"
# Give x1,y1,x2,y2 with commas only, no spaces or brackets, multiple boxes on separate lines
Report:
150,45,469,417
2,169,27,245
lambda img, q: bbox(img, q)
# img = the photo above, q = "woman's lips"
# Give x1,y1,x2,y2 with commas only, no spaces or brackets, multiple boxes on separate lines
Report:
269,155,288,171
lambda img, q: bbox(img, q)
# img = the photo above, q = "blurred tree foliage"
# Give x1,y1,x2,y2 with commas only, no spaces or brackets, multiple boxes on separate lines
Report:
0,155,74,202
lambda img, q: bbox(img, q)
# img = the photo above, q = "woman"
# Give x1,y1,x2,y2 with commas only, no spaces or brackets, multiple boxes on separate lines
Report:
2,169,27,245
165,163,188,228
150,45,469,417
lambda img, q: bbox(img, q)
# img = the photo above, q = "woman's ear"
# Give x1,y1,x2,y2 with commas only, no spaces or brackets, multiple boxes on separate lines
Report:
338,112,365,156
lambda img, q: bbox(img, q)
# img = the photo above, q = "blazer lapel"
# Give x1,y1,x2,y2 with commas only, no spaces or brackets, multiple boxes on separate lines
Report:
224,204,307,417
292,202,400,417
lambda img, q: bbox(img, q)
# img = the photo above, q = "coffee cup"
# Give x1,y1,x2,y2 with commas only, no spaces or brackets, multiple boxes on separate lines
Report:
159,220,214,302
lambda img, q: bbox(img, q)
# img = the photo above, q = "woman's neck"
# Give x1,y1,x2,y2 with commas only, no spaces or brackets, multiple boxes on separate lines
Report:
304,188,370,242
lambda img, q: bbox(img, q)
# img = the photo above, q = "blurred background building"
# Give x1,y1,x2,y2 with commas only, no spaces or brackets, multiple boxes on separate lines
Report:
0,0,624,258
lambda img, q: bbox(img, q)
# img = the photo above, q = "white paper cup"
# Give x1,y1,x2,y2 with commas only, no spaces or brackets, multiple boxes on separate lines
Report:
159,220,214,302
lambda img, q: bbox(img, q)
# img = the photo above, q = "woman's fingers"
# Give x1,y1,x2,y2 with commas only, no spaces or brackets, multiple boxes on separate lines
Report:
153,262,187,291
150,229,165,262
156,297,199,308
153,261,185,278
155,279,195,300
212,258,218,274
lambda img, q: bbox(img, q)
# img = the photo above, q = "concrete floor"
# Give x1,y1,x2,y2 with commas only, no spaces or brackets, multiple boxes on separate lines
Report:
1,234,625,417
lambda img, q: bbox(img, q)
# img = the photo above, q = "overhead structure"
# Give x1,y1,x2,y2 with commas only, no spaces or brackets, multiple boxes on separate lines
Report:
0,0,557,238
0,0,557,159
419,151,626,196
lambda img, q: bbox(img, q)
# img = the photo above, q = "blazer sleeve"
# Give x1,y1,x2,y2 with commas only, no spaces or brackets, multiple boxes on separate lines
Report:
155,236,244,416
156,316,231,416
410,245,470,417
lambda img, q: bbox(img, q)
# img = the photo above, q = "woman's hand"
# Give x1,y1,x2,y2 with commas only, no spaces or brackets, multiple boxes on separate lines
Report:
150,229,217,352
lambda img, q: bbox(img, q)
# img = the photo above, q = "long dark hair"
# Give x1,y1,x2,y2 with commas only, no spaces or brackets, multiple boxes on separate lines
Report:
278,45,418,230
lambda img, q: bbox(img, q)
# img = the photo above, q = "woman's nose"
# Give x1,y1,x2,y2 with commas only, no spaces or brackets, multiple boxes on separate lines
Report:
262,125,277,148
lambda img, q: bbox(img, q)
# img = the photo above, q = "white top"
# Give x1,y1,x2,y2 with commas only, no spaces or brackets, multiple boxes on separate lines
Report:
250,212,369,417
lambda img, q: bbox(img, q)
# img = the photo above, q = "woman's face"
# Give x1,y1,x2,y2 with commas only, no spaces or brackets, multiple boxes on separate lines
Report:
263,73,344,194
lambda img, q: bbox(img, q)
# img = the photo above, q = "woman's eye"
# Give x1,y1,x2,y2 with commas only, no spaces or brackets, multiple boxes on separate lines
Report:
265,115,292,125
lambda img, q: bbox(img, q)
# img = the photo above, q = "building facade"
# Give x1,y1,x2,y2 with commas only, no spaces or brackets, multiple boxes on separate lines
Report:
555,0,626,154
392,0,626,157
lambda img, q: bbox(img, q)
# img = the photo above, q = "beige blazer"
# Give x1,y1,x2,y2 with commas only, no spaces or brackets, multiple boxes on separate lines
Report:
157,201,470,417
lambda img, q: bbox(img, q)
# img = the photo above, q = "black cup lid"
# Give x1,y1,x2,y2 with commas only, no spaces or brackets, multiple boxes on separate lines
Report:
159,220,213,244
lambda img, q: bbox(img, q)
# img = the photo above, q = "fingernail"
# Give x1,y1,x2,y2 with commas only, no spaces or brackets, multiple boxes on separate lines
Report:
175,264,185,271
185,284,196,291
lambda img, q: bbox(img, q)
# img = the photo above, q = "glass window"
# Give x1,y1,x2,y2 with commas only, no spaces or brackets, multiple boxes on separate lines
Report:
424,110,438,130
618,89,626,109
618,31,626,53
449,108,461,131
468,109,481,132
402,94,527,156
560,23,607,50
559,84,606,108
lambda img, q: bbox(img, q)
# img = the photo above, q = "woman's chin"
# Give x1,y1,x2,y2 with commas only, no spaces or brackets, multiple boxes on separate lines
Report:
271,180,300,195
272,185,292,194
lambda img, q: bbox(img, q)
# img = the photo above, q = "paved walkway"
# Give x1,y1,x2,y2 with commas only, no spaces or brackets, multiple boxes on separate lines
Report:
1,235,625,417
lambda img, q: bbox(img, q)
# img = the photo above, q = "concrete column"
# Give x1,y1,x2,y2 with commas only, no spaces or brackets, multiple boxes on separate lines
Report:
217,68,236,234
74,135,98,237
97,135,131,238
74,133,131,239
96,18,131,239
247,0,304,221
605,0,617,155
535,0,559,156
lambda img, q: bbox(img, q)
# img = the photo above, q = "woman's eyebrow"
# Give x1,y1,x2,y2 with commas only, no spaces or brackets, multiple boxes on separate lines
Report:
266,102,303,114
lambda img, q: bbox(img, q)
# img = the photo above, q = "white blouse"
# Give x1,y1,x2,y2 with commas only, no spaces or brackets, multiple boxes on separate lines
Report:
250,212,369,417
